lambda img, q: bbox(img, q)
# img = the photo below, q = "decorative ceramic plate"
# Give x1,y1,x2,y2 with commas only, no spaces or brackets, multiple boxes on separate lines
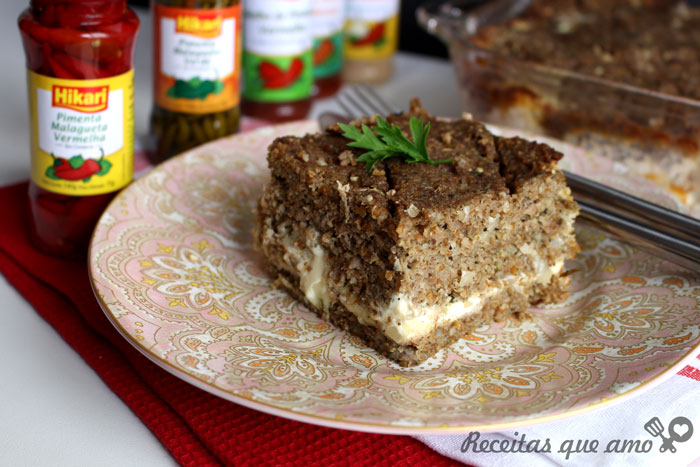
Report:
89,121,700,434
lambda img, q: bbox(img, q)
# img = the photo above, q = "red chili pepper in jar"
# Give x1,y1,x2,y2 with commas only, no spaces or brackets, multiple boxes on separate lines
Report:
18,0,139,259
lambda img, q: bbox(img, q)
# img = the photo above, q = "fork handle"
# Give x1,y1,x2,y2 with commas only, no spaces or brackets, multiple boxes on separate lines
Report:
565,170,700,242
578,201,700,272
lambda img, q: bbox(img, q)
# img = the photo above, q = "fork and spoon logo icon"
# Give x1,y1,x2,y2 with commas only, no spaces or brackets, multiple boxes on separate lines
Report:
644,416,694,453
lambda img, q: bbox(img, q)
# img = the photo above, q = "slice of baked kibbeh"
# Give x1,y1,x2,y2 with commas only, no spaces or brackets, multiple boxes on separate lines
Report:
254,99,579,366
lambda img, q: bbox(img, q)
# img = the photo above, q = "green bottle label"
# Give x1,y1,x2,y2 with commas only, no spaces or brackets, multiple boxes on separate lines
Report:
313,32,343,79
242,1,313,103
242,51,313,102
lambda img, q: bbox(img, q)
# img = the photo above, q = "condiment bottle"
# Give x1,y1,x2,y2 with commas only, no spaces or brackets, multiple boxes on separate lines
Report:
312,0,345,98
18,0,140,259
149,0,242,164
343,0,400,84
241,0,313,122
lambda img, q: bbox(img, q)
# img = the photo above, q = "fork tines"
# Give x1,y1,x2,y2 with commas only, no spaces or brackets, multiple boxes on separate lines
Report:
337,84,399,119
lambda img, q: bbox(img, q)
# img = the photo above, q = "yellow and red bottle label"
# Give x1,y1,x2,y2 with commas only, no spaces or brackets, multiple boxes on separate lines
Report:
344,0,399,60
27,70,134,196
153,4,242,113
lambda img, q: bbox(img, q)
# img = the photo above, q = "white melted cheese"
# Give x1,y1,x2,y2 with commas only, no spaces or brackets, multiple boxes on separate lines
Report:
377,288,498,343
518,242,566,285
300,240,329,309
278,230,566,344
279,234,331,310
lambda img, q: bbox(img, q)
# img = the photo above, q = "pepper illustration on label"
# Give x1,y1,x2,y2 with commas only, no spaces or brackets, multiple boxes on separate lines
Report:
45,149,112,183
167,77,225,99
313,39,335,66
243,52,313,102
259,58,304,89
348,22,386,47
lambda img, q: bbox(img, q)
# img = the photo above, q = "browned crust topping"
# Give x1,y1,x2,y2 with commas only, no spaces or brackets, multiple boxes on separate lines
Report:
304,98,563,211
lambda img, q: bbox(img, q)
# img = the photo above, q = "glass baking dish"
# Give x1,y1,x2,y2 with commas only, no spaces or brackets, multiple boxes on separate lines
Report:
417,0,700,209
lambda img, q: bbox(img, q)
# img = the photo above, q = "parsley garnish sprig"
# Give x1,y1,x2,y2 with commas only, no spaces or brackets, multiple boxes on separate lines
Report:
338,116,453,172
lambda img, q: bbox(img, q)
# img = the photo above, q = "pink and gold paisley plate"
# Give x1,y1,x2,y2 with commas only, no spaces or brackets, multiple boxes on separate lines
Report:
89,121,700,434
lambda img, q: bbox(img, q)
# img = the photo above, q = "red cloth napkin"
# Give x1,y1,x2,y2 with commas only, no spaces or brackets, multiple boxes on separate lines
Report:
0,181,459,467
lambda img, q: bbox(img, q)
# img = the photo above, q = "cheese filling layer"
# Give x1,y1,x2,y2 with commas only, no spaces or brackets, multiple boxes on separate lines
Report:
278,232,564,344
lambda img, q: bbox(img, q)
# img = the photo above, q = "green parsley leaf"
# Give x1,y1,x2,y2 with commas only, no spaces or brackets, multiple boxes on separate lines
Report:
338,116,452,172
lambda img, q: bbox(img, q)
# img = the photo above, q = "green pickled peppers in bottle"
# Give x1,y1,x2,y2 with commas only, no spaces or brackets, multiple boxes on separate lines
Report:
149,0,242,164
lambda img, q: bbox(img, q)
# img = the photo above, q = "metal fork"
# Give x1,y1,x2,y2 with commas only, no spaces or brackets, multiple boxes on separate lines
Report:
318,84,399,129
321,85,700,271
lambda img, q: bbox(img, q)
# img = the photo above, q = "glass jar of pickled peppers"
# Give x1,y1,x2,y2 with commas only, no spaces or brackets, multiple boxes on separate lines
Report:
149,0,242,164
18,0,140,259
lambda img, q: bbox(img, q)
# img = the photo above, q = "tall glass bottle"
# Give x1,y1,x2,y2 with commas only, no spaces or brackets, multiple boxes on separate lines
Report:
241,0,313,122
312,0,345,98
18,0,139,259
149,0,242,164
343,0,400,84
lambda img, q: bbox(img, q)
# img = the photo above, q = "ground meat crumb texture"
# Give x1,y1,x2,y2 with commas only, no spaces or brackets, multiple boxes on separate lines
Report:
254,99,580,366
